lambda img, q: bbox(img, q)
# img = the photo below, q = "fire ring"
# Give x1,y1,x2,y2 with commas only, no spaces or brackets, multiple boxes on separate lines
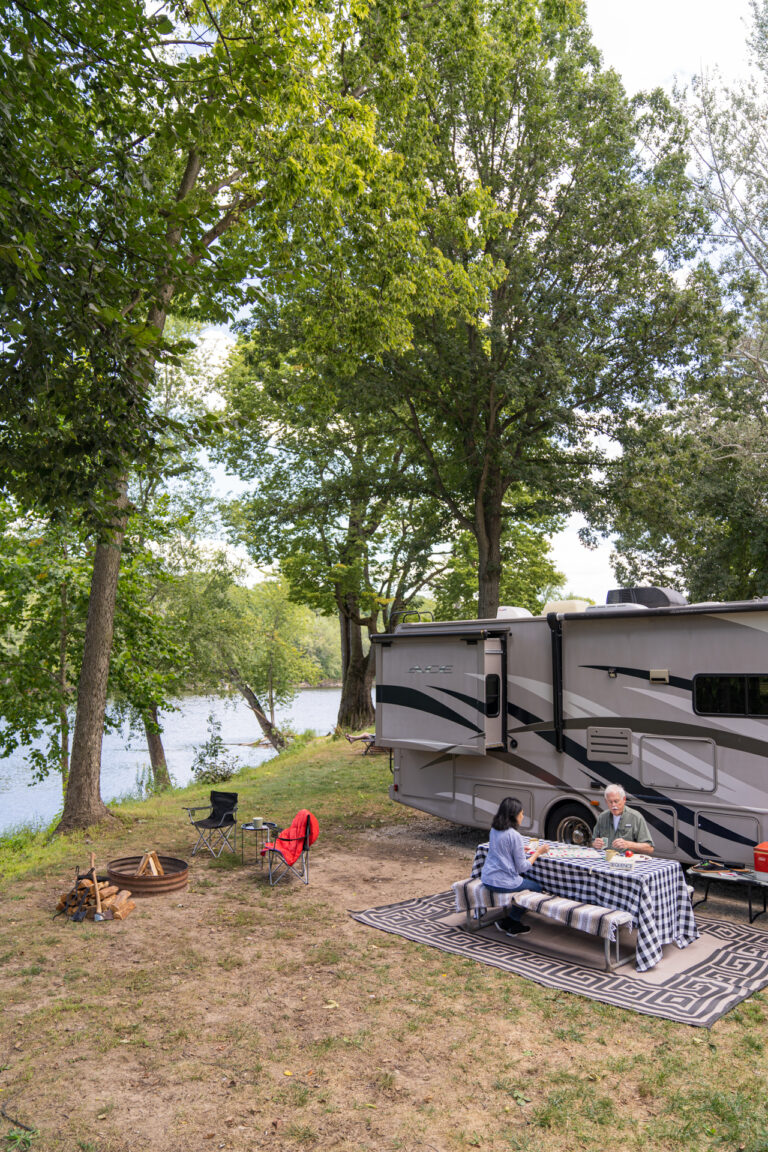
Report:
107,855,189,897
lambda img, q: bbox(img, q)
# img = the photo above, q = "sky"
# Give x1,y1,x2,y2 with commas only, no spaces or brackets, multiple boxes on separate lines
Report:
549,0,755,602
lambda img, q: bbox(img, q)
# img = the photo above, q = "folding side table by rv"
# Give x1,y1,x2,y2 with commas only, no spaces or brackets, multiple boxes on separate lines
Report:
241,820,278,865
688,867,768,924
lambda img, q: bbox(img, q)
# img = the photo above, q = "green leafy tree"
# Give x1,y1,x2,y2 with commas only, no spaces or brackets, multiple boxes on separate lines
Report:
220,349,455,728
0,498,190,799
230,580,323,726
305,614,343,682
588,0,768,605
0,504,90,796
585,371,768,601
190,714,241,785
687,1,768,306
1,0,394,829
432,517,565,621
258,0,730,619
164,563,324,751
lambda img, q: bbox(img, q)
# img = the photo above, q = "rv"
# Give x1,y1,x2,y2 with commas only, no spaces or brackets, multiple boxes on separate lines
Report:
372,588,768,864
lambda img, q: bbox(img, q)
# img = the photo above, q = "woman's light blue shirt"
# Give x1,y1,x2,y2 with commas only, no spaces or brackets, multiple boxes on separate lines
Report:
480,826,531,890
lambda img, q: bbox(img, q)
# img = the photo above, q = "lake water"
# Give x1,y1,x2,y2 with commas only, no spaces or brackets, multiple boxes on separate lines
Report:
0,688,341,835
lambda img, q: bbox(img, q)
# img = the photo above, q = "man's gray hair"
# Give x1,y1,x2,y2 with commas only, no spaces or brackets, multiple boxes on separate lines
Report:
605,784,626,800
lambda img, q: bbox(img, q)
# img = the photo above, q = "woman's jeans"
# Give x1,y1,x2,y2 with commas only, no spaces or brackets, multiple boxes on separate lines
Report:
485,876,544,921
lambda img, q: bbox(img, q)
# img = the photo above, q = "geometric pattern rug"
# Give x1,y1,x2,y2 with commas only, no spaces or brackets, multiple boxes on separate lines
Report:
350,890,768,1028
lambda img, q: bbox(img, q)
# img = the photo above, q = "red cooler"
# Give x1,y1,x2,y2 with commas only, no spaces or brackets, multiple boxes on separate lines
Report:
754,843,768,872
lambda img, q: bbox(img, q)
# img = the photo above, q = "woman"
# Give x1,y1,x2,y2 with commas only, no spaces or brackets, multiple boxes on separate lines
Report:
480,797,549,936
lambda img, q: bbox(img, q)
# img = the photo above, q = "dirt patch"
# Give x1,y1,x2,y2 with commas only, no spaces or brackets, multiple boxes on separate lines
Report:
0,819,765,1152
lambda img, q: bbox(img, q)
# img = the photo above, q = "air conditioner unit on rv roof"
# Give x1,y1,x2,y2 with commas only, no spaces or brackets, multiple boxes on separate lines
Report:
606,587,688,608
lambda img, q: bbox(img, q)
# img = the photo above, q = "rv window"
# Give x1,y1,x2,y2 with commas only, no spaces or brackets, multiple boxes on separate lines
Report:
748,677,768,716
694,676,745,715
485,674,501,718
694,674,768,716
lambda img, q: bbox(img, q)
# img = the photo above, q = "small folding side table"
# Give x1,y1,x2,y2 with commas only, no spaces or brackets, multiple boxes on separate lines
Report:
688,867,768,924
241,820,279,866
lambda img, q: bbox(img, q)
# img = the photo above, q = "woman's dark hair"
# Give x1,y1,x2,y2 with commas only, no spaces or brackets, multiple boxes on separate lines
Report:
491,797,524,831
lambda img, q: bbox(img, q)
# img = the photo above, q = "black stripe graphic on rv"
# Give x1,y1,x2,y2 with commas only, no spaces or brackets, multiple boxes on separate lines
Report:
491,749,582,793
375,685,484,735
581,664,693,691
508,708,768,761
536,712,756,851
430,686,487,714
505,701,717,857
564,716,768,761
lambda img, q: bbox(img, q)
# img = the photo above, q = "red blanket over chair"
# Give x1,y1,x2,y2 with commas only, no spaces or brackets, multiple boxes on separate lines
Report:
263,809,319,866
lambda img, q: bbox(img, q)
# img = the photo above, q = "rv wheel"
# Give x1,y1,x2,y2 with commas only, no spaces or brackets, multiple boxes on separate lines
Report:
546,803,595,846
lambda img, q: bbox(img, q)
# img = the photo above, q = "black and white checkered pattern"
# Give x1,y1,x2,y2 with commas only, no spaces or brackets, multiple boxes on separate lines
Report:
471,840,699,971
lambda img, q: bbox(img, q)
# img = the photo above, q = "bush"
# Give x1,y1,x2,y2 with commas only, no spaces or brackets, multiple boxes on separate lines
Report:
190,713,241,784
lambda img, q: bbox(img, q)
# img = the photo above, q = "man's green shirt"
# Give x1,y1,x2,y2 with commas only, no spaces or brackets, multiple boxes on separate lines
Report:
593,804,654,849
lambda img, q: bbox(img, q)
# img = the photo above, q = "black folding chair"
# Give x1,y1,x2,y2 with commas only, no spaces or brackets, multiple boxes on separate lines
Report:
183,791,239,857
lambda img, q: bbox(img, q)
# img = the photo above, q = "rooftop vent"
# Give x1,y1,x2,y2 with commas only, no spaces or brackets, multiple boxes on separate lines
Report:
606,586,687,609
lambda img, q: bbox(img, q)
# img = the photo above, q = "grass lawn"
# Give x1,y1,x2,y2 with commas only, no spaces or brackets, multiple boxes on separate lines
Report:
1,734,767,1152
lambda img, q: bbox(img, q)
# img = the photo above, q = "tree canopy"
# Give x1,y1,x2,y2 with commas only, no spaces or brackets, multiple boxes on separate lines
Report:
0,0,401,827
229,0,730,619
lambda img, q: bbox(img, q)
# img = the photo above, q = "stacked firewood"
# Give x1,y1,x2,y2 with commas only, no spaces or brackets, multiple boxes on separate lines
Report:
135,850,164,876
56,877,136,921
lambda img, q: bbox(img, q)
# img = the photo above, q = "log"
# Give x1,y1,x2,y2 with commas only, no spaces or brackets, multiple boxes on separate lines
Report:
136,852,159,876
112,889,132,908
149,851,165,876
111,900,136,921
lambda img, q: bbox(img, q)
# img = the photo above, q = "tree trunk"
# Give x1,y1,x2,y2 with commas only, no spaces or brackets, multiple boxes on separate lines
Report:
476,504,503,620
56,494,129,832
228,667,286,751
59,708,70,804
143,704,172,789
58,580,70,801
336,607,374,729
52,155,200,834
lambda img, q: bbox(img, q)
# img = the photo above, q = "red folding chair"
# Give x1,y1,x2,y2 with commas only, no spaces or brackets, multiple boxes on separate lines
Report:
262,810,319,886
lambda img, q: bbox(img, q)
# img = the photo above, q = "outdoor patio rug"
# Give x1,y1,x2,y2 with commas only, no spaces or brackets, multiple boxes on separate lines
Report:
350,890,768,1027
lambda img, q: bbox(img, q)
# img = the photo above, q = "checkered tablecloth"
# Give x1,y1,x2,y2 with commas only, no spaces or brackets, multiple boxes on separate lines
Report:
471,840,699,972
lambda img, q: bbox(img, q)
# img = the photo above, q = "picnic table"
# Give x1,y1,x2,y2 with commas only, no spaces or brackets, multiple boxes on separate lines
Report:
472,839,699,972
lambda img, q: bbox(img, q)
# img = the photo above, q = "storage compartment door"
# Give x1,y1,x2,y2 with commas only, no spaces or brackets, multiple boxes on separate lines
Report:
695,810,760,866
375,635,487,753
639,736,716,791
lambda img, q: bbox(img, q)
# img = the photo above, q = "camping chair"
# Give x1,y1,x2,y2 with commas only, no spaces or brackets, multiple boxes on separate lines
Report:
262,809,319,886
183,791,239,857
344,732,377,755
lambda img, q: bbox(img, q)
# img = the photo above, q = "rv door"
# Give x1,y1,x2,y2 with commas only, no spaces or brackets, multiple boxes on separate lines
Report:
374,631,505,754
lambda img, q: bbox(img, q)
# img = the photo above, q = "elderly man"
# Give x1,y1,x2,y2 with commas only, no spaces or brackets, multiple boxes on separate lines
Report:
592,785,654,855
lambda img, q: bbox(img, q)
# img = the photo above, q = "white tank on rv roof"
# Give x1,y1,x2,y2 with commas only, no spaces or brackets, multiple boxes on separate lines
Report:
496,605,533,619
